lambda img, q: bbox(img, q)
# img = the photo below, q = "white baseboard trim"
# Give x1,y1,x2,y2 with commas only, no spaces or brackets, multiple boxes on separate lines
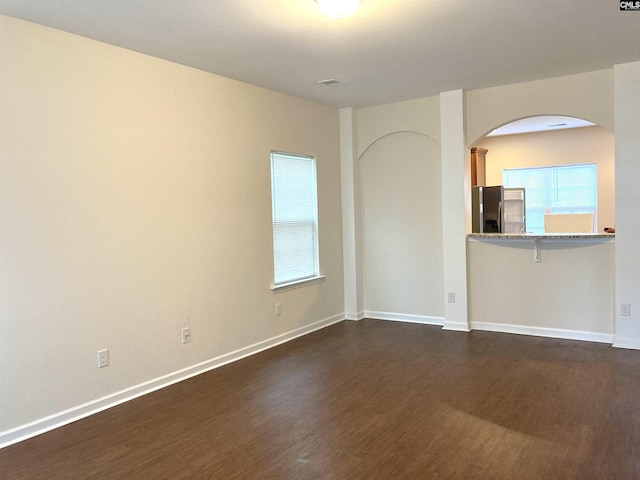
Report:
0,313,345,449
442,322,471,332
364,311,444,326
612,336,640,350
471,321,614,344
345,310,365,321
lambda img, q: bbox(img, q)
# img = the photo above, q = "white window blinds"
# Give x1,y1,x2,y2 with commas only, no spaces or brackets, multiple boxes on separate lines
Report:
270,152,319,285
504,163,597,234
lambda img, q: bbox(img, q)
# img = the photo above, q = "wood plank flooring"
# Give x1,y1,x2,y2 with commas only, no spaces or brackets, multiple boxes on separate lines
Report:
2,319,640,479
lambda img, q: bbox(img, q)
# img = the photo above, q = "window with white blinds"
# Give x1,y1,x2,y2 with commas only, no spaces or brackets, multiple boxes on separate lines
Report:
503,163,597,234
270,151,320,287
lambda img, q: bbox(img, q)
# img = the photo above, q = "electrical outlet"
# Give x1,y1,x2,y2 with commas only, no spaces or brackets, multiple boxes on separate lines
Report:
181,327,191,344
275,303,282,316
621,303,631,317
98,349,109,368
447,292,456,304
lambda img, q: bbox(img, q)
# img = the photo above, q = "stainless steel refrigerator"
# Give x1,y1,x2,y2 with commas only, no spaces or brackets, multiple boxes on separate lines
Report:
472,186,526,234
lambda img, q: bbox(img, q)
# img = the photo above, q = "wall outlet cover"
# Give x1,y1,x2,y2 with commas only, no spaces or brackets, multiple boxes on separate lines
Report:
181,327,191,344
621,303,631,316
98,349,109,368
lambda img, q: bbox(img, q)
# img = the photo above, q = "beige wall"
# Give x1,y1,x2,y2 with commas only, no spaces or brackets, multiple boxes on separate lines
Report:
359,132,443,319
468,239,614,338
0,16,344,432
476,126,615,232
614,61,640,349
356,98,444,322
357,97,441,158
465,69,614,147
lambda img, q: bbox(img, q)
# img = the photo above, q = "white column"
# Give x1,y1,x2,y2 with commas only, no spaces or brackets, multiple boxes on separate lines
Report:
340,108,364,320
440,90,470,331
613,61,640,349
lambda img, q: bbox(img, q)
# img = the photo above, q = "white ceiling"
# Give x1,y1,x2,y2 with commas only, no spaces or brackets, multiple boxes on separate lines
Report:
487,116,596,137
1,0,639,108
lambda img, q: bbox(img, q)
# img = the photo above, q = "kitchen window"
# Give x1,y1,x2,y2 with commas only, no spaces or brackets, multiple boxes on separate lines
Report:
503,163,597,234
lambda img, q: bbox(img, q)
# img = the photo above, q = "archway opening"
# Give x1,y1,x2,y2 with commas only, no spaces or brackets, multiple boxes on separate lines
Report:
469,115,614,234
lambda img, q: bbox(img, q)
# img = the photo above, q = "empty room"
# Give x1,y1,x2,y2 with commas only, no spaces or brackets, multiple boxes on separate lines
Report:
1,1,640,478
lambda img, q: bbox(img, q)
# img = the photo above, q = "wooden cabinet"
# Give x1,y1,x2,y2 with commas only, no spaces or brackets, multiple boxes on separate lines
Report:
470,147,487,187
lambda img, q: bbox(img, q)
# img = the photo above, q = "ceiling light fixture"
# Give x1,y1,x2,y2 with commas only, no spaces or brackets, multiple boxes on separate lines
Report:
316,0,360,18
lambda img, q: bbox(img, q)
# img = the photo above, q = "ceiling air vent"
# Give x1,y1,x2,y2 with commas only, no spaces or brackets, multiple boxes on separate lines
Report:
317,79,340,86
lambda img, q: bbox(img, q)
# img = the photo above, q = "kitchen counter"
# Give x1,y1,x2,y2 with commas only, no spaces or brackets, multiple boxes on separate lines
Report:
468,233,614,240
468,232,614,262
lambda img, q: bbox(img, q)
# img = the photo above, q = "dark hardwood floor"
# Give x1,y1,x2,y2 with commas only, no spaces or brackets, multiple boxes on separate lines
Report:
2,319,640,479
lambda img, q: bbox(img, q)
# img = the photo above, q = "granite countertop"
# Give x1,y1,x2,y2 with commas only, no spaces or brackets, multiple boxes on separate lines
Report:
468,233,615,240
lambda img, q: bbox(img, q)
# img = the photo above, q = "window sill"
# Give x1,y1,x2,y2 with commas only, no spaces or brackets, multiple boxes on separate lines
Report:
271,275,326,294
